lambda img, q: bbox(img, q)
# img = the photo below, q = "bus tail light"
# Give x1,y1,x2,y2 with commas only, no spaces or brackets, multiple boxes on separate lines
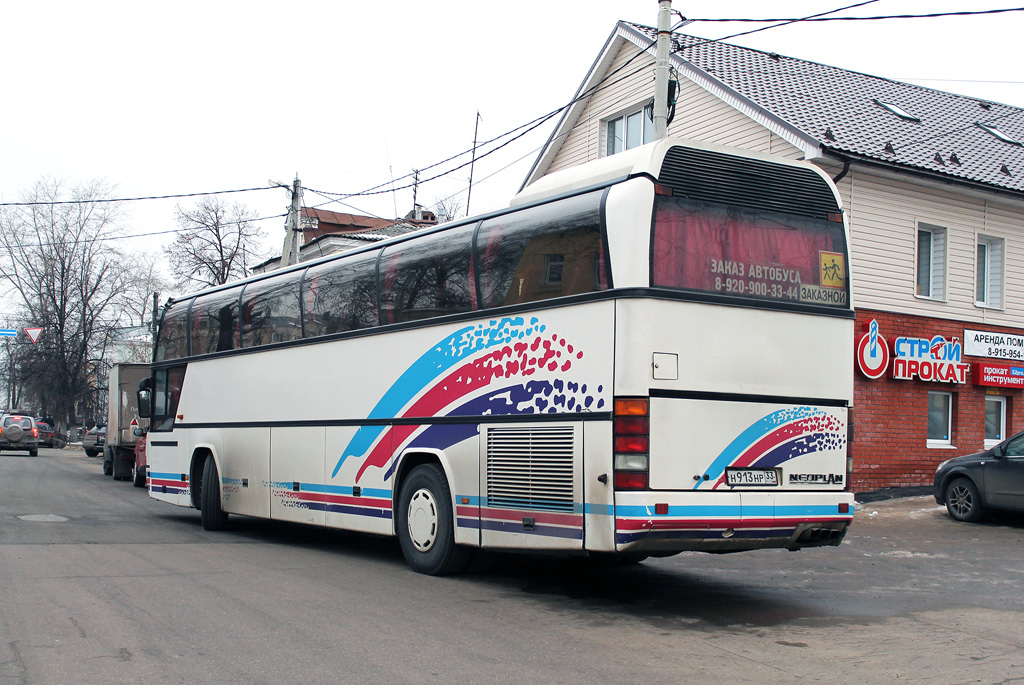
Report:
614,397,649,490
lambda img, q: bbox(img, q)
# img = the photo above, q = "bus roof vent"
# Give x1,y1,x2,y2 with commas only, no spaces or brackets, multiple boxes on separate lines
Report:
658,146,839,220
486,425,576,513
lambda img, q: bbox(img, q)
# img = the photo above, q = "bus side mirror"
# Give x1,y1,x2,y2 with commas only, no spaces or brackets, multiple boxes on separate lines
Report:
138,387,151,419
133,428,145,437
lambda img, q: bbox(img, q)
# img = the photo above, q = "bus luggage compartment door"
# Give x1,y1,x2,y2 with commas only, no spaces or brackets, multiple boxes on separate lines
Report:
479,422,584,550
649,397,848,492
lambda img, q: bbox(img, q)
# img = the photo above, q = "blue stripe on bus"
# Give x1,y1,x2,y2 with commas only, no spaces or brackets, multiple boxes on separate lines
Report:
150,472,185,480
269,481,392,499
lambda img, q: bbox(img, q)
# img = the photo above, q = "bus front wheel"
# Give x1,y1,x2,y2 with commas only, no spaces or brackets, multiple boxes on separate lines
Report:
397,464,469,575
200,455,229,531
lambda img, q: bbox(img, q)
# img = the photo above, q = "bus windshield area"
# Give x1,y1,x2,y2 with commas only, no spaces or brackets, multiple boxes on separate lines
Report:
651,197,849,309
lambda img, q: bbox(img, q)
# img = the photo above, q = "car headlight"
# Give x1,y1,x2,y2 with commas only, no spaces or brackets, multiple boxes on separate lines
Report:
936,459,950,473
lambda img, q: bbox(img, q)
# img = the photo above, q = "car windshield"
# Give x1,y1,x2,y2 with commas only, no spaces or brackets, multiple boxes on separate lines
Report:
4,417,31,428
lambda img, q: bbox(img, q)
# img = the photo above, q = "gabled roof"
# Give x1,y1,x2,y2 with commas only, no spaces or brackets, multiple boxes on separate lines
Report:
529,21,1024,196
301,207,397,232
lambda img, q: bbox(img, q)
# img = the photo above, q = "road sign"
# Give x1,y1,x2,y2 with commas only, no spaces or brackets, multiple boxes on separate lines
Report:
25,328,43,344
0,329,15,338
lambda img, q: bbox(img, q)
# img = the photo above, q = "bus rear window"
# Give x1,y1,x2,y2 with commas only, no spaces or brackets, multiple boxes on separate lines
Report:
652,197,849,308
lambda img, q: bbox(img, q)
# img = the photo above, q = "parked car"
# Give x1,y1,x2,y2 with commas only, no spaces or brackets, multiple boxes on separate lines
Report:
82,425,106,457
35,421,56,448
934,430,1024,522
0,414,40,456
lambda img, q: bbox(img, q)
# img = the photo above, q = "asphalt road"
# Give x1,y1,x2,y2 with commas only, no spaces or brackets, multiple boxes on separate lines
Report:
2,449,1023,684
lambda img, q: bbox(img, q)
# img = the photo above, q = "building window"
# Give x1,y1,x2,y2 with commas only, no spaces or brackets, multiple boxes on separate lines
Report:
916,224,946,299
976,235,1004,308
927,391,953,446
605,105,654,156
543,254,565,286
985,396,1007,447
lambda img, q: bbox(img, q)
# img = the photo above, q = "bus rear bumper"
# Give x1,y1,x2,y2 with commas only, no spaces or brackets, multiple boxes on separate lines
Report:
611,491,854,554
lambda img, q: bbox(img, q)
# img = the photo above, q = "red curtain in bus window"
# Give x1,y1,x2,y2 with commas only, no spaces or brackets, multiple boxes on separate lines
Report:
652,201,832,293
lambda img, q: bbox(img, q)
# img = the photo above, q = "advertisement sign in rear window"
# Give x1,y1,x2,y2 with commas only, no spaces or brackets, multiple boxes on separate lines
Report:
651,197,849,308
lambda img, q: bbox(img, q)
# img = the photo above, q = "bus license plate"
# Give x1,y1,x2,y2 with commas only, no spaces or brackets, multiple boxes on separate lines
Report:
726,468,779,486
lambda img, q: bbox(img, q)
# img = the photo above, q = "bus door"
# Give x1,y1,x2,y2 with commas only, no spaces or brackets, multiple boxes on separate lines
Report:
479,422,584,550
147,365,192,507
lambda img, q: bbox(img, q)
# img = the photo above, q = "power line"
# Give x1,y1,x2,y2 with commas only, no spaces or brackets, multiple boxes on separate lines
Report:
689,0,882,44
687,8,1024,23
281,2,892,212
896,77,1024,85
0,185,277,208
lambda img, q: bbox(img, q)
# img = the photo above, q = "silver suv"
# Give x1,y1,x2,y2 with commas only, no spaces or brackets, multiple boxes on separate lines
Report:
0,414,40,457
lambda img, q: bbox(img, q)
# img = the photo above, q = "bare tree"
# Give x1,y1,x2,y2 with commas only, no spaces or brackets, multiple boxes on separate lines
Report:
432,195,464,223
0,178,129,430
120,251,172,330
165,197,266,289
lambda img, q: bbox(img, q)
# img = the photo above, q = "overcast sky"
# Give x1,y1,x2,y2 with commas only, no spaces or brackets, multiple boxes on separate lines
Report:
2,0,1021,278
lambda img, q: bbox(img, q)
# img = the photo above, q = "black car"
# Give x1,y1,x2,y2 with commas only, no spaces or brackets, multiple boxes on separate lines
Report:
934,431,1024,522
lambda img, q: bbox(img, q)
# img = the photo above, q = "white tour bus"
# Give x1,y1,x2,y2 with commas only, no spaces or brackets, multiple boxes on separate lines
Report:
139,138,855,575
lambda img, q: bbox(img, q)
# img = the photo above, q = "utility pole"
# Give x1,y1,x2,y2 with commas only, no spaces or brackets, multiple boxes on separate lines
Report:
466,111,481,217
652,0,672,140
151,292,159,342
411,169,420,219
276,174,304,268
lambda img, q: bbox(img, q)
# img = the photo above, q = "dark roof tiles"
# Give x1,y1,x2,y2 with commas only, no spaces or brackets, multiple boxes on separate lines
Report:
629,23,1024,193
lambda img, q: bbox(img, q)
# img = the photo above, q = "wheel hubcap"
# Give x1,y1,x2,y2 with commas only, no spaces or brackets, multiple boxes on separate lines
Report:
407,488,438,552
950,485,973,517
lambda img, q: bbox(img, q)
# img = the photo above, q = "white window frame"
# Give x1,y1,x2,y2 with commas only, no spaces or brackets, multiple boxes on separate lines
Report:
927,390,954,448
984,395,1007,448
916,223,947,301
604,103,654,157
975,234,1004,309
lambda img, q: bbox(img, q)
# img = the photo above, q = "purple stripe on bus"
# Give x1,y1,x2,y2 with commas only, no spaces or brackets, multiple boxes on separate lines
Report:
480,518,583,540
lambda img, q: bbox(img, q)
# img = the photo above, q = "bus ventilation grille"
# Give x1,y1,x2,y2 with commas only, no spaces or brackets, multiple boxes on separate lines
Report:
486,425,575,513
658,146,839,220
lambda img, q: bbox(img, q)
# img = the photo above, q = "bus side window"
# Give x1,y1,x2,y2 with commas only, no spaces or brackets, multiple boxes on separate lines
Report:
191,289,241,354
477,190,606,308
241,273,301,348
380,225,474,324
303,250,379,337
154,300,190,362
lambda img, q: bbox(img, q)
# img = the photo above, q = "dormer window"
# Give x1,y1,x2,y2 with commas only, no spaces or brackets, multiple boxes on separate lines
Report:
977,123,1021,145
873,99,920,122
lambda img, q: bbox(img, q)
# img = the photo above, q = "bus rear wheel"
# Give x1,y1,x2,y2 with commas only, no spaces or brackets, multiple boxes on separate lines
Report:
397,464,469,575
200,455,229,531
